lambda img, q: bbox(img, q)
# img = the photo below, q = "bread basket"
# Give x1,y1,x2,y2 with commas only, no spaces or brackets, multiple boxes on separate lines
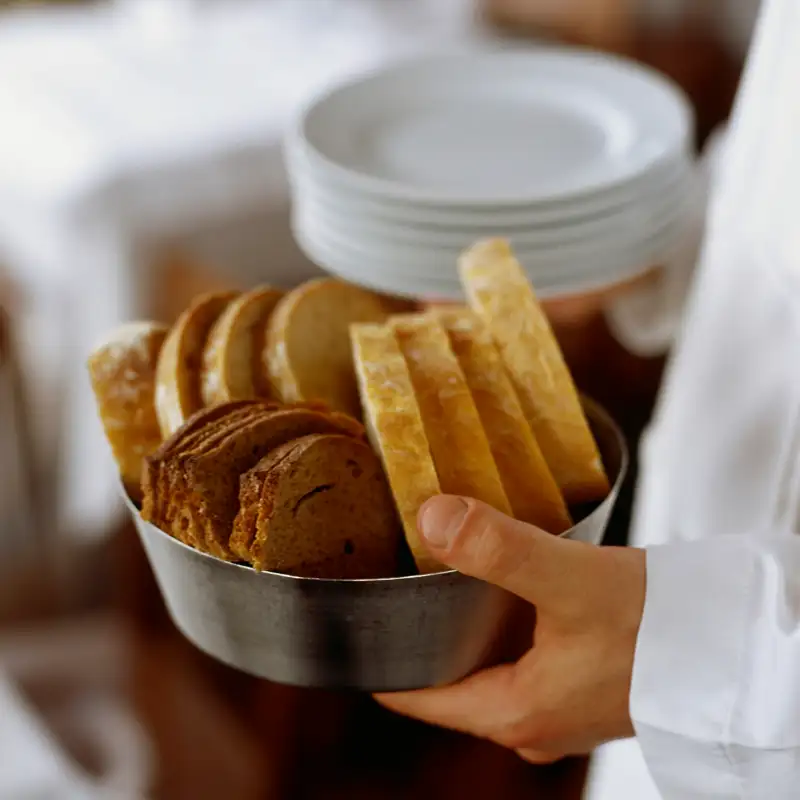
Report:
123,397,627,692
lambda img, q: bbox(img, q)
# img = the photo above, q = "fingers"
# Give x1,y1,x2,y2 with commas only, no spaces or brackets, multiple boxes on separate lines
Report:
418,495,596,608
375,663,523,742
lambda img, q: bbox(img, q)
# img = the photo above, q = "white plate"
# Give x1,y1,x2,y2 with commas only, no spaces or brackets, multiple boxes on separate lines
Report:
293,210,681,290
287,145,694,228
294,204,684,276
293,178,687,251
293,221,660,301
287,136,693,221
293,48,693,206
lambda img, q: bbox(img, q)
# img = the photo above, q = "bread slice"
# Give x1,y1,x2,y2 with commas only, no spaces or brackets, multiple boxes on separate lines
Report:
265,279,390,417
145,399,365,550
201,285,284,406
391,314,512,519
183,406,368,558
157,403,278,548
351,323,443,574
459,239,609,504
238,433,400,577
141,400,271,542
155,290,239,438
437,308,572,533
230,414,366,561
87,321,168,502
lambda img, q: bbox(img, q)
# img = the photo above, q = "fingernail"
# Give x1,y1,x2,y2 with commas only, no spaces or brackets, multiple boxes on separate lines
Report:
419,496,468,549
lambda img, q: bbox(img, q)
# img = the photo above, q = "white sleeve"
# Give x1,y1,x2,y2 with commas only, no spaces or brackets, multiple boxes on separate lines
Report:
631,535,800,799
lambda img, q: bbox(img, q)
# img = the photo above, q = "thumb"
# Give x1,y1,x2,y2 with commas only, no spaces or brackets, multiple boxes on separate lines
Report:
418,495,597,609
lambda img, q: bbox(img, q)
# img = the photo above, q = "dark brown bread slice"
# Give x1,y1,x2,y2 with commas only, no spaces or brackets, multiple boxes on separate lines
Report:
231,414,366,562
143,401,274,543
143,400,365,551
186,408,368,558
170,402,363,505
142,400,262,524
162,405,280,547
232,438,309,561
247,434,400,577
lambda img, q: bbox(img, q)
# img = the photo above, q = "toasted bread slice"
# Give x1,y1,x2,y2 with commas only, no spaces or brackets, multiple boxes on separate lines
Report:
391,314,512,517
141,400,271,542
237,434,400,577
459,239,609,504
351,323,443,574
159,403,279,547
231,413,366,560
88,321,169,502
155,291,239,438
201,285,285,406
232,438,307,561
180,406,367,558
437,308,572,532
265,279,390,417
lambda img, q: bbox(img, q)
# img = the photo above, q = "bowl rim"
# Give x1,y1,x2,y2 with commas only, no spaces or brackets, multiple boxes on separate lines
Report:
125,396,627,586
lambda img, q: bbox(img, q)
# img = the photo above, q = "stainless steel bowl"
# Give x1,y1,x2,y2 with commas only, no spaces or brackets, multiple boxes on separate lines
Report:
127,398,627,691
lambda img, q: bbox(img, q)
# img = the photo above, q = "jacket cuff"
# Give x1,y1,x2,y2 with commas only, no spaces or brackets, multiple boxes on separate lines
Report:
630,537,759,795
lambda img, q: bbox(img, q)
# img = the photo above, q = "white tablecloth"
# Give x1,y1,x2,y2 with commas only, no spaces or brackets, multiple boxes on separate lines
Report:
0,0,488,542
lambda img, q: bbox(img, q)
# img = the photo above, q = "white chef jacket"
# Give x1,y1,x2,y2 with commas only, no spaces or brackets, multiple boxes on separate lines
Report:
627,1,800,797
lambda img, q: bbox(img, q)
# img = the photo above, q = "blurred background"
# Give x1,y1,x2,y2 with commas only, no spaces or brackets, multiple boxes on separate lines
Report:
0,0,756,797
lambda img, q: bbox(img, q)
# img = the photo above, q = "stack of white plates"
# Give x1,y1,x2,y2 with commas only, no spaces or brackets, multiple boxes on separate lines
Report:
287,48,695,299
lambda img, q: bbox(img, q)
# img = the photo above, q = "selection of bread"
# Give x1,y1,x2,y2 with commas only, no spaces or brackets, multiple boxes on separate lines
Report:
88,240,610,579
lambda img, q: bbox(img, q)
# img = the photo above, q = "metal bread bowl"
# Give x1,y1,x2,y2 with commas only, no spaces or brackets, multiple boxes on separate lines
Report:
125,397,627,691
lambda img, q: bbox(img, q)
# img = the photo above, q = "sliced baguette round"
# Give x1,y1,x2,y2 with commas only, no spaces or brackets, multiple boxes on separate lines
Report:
459,239,609,505
87,321,168,502
201,285,284,406
265,279,390,417
155,291,239,438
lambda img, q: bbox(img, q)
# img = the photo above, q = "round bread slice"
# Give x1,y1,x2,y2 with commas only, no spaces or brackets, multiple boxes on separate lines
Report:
87,321,169,503
155,290,239,438
264,279,390,417
151,403,279,547
142,400,268,530
184,406,369,558
201,285,284,406
231,437,309,562
230,410,366,561
246,434,400,578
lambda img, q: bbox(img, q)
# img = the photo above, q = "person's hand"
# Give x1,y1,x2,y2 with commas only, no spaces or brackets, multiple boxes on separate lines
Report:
375,496,646,764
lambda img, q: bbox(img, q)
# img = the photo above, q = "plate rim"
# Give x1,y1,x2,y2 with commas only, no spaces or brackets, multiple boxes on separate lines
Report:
291,47,694,207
